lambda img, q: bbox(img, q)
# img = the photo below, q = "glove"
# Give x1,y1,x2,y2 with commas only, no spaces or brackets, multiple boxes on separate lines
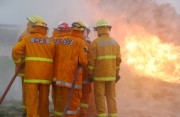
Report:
88,74,94,83
115,75,121,83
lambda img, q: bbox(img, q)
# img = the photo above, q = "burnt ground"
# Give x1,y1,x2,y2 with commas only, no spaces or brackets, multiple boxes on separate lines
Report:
0,100,55,117
0,94,97,117
0,100,25,117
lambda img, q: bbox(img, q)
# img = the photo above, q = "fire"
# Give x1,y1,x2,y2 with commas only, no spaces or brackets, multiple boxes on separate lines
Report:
123,28,180,83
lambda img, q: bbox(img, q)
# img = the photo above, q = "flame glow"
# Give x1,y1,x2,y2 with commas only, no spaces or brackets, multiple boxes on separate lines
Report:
123,26,180,83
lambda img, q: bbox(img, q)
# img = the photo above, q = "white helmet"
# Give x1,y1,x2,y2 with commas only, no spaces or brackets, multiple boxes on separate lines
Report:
83,22,90,34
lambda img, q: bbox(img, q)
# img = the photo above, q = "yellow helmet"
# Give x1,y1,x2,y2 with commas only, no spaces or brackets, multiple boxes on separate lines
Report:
71,21,86,31
27,15,48,28
94,19,112,31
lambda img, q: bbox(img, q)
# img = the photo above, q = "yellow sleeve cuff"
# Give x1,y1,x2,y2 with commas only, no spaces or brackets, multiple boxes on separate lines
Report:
13,58,21,63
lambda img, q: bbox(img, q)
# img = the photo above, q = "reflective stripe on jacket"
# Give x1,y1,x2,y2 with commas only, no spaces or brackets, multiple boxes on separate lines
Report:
88,34,121,81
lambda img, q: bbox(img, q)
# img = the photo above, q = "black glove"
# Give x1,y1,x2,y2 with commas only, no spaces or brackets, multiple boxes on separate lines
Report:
115,75,121,83
88,74,94,83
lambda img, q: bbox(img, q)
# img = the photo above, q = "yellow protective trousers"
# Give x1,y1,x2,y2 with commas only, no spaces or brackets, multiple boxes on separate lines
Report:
94,81,117,117
21,77,26,112
80,84,91,117
80,92,90,117
87,88,97,116
54,86,82,117
51,82,57,110
26,83,50,117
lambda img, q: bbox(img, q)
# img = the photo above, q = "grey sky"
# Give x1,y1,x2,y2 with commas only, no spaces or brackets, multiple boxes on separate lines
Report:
0,0,179,25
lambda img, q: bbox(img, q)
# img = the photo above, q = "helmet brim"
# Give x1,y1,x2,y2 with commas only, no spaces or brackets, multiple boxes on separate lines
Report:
93,26,112,31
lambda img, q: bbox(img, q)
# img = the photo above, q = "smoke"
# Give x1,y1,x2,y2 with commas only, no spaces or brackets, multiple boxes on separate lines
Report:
1,0,180,116
88,0,180,45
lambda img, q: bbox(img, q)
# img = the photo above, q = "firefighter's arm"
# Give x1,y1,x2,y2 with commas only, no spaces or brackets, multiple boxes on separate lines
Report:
116,44,122,83
53,45,59,67
78,41,88,67
88,41,97,74
52,40,56,81
12,38,26,67
87,41,97,83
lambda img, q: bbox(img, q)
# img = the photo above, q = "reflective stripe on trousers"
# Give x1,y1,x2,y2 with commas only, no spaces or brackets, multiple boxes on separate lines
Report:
98,113,107,117
77,106,80,111
24,79,51,84
97,113,117,117
54,110,77,116
82,80,91,84
56,81,82,89
80,103,89,108
108,113,117,117
97,55,116,60
22,105,26,109
53,77,56,82
88,65,94,70
94,77,116,81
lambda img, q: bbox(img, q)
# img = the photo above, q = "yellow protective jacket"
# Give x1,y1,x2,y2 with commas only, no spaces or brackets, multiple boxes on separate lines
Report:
51,30,70,82
56,30,87,90
88,34,122,81
15,29,31,77
12,27,55,84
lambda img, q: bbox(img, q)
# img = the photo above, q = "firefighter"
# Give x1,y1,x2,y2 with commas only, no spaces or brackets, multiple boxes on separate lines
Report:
15,16,35,116
54,21,88,117
88,19,122,117
79,24,93,117
12,15,54,117
51,22,71,110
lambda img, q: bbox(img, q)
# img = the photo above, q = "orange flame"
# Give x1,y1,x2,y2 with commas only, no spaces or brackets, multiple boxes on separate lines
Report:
123,26,180,83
